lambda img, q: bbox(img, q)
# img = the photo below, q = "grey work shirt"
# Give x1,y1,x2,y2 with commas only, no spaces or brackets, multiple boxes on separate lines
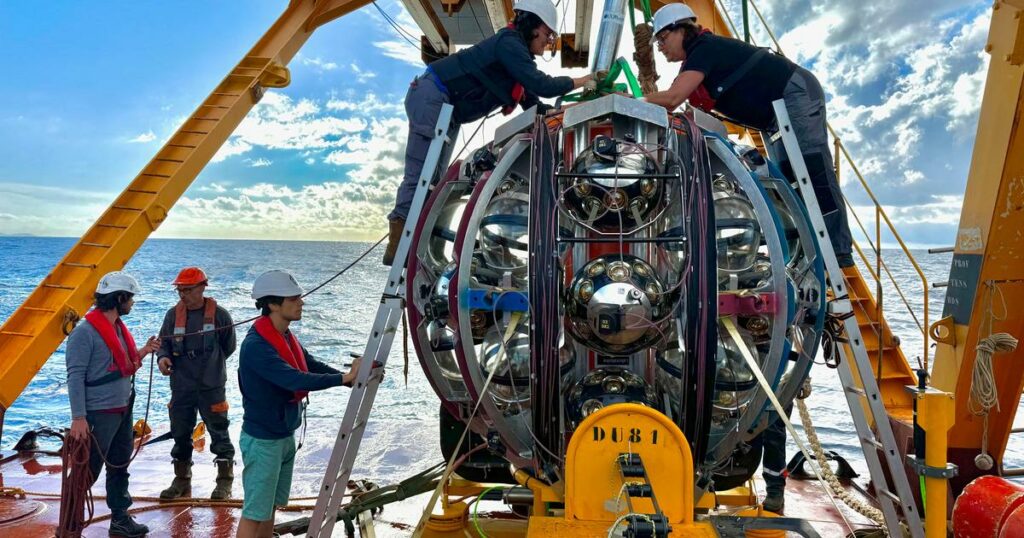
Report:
65,320,133,418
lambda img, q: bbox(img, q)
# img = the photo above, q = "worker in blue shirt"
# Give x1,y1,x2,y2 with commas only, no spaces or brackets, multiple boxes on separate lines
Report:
236,270,361,538
383,0,594,265
644,2,854,268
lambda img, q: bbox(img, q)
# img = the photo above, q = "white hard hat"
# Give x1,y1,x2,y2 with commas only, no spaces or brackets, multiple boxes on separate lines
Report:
96,271,141,295
652,3,697,36
252,270,304,300
513,0,559,33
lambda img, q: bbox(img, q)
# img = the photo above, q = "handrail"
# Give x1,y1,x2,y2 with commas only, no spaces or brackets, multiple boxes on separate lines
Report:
739,0,931,369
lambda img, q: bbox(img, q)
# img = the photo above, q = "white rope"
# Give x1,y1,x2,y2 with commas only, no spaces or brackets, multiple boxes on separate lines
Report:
796,394,887,525
970,332,1018,463
721,317,859,535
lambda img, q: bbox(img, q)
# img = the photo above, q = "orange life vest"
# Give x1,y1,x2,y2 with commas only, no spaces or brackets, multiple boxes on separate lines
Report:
171,297,217,357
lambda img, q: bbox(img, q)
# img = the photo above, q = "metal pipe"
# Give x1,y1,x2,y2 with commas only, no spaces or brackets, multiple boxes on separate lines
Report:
591,0,627,74
927,246,955,254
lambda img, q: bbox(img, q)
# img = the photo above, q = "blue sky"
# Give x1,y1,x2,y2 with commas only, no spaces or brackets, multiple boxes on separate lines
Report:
0,0,994,246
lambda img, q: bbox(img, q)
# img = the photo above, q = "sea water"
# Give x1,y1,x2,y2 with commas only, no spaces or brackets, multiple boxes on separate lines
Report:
2,236,1022,481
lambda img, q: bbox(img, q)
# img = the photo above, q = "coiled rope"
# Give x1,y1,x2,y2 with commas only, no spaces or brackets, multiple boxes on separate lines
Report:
56,433,94,538
970,332,1018,467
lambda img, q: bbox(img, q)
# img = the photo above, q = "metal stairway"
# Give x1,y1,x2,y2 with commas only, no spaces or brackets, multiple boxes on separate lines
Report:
772,100,924,537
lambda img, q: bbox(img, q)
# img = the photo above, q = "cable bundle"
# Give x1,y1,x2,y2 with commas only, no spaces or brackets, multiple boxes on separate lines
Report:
56,433,94,538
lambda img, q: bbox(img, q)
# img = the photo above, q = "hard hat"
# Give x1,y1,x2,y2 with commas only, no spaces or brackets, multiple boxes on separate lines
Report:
251,270,304,300
173,266,208,287
96,271,141,295
513,0,559,33
652,3,697,36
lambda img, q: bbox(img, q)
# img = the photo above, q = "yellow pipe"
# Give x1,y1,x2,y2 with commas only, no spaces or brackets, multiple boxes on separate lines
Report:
513,469,559,515
916,388,955,538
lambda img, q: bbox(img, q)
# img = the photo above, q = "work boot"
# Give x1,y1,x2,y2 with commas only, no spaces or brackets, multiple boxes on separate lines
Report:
382,218,405,266
762,490,785,514
109,514,149,537
159,460,192,500
210,458,234,500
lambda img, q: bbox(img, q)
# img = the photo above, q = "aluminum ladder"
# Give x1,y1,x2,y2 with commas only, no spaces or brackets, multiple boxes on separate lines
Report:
770,100,924,537
306,103,456,537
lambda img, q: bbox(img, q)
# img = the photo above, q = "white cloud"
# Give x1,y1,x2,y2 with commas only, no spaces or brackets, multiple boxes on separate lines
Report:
211,92,366,162
246,158,273,168
301,56,339,71
326,93,403,115
128,131,156,143
351,63,378,83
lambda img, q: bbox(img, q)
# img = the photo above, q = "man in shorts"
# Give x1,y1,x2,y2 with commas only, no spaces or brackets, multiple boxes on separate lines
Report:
235,270,361,537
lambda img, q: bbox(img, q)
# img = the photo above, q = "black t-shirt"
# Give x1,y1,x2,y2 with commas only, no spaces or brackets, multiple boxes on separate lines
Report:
681,33,797,130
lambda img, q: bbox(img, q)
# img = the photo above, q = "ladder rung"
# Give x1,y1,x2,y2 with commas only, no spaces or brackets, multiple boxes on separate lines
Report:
846,386,867,397
126,189,158,195
192,116,219,121
154,158,184,164
43,284,76,290
211,92,240,97
112,205,143,212
22,307,57,313
96,223,128,229
878,488,901,504
861,436,884,451
82,242,112,248
140,173,171,179
200,104,230,109
180,130,209,135
167,143,197,149
1,330,34,337
62,262,97,268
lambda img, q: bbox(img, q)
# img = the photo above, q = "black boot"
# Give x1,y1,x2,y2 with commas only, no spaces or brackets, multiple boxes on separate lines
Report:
210,458,234,500
382,218,405,266
762,489,785,513
159,460,191,500
109,514,149,537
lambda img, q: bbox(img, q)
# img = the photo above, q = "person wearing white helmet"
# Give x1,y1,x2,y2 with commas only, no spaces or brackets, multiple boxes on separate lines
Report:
65,271,160,537
644,2,853,270
383,0,594,266
236,270,362,538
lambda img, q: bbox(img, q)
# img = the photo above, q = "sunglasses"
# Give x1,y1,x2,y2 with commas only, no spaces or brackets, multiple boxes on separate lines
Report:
653,23,684,46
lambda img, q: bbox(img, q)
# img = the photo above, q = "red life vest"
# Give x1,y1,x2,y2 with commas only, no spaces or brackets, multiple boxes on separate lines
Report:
253,316,309,402
172,298,217,356
84,309,141,378
503,22,527,115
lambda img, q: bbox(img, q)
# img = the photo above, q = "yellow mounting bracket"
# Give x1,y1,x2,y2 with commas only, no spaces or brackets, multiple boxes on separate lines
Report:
259,61,291,88
930,316,957,347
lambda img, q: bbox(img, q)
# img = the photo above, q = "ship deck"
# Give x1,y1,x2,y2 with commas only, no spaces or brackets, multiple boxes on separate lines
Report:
0,418,881,537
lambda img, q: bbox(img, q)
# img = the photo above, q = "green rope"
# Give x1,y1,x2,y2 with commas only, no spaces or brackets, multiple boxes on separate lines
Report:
472,485,503,538
640,0,653,22
628,0,636,29
561,57,642,102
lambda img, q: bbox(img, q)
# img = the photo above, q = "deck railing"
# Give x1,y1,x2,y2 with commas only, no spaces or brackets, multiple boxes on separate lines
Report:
717,0,931,369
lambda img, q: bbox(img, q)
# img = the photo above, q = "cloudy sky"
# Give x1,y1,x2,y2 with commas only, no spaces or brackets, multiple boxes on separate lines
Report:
0,0,992,246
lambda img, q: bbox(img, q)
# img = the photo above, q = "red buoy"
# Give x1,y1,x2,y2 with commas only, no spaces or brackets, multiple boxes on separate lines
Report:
953,475,1024,537
999,502,1024,538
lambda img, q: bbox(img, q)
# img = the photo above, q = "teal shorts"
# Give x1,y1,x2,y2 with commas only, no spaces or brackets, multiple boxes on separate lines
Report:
240,430,296,521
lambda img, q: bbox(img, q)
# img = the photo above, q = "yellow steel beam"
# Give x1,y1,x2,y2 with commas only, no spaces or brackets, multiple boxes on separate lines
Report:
931,0,1024,474
0,0,373,412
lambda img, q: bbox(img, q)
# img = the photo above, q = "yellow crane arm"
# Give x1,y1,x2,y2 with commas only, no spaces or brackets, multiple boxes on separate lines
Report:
0,0,372,416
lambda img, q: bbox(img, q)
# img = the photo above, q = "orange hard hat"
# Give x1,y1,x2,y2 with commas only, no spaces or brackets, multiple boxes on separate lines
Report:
173,267,208,287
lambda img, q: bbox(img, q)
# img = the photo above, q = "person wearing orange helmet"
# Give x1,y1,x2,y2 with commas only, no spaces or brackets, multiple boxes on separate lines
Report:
155,267,237,501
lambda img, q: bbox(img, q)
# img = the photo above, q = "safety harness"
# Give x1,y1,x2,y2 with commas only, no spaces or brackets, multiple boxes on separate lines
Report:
685,29,770,113
83,309,141,387
171,297,218,357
